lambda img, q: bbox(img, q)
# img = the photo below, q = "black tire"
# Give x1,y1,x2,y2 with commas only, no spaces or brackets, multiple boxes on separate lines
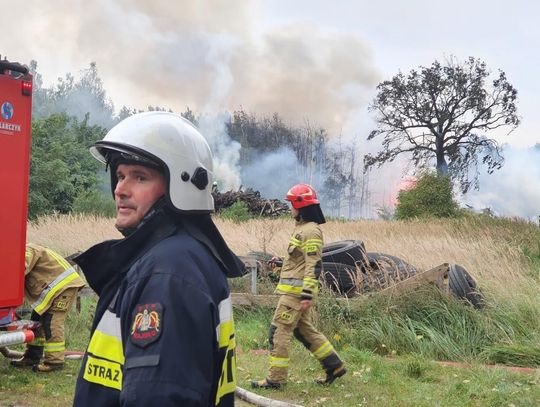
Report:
362,252,418,292
320,262,360,296
322,240,367,270
449,264,484,309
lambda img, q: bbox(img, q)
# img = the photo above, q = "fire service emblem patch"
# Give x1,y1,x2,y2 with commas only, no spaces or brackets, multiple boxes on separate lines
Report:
130,303,163,348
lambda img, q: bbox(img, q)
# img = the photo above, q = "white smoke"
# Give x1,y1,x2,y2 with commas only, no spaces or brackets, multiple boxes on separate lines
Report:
0,1,379,133
462,145,540,220
197,113,241,191
241,147,315,198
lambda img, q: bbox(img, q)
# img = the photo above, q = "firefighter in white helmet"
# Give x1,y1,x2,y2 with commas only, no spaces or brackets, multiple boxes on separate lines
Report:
72,112,243,406
252,184,346,389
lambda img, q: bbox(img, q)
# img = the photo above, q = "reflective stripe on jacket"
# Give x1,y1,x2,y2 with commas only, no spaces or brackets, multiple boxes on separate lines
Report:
275,221,323,300
25,243,85,315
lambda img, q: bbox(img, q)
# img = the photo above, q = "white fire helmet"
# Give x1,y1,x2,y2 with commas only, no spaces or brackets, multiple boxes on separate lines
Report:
90,111,214,213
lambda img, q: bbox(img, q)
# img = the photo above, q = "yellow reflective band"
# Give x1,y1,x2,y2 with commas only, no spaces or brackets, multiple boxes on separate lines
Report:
269,356,289,367
83,355,122,391
303,278,319,286
276,284,302,294
88,329,125,365
46,249,72,270
303,245,318,253
44,342,65,352
303,278,319,293
216,333,236,404
216,296,237,405
302,239,323,246
29,338,45,346
32,270,80,314
313,341,334,360
301,239,323,253
289,237,302,247
218,320,235,348
217,297,233,347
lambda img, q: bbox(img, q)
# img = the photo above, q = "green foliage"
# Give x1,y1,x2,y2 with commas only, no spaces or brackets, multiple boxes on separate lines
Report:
72,189,116,217
219,201,252,223
403,356,429,379
395,172,460,219
483,343,540,367
28,113,106,219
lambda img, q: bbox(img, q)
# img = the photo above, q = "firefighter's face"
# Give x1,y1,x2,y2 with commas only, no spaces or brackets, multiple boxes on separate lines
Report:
114,164,166,231
291,206,299,218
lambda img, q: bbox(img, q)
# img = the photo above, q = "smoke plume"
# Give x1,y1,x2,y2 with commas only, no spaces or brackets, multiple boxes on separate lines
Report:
462,145,540,220
0,0,379,133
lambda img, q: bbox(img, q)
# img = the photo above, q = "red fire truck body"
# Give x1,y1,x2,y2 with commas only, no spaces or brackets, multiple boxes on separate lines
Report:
0,58,35,346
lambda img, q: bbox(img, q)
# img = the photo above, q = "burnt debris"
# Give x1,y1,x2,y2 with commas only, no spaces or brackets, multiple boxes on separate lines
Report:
212,188,289,217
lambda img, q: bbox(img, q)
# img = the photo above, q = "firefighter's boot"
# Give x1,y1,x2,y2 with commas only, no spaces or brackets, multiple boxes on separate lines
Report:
315,365,347,385
10,345,43,368
251,378,282,389
34,362,64,373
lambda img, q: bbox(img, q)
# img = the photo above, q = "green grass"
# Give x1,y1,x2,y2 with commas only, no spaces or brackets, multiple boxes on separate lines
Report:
238,343,540,407
234,280,540,406
2,294,540,406
0,297,93,407
4,216,540,406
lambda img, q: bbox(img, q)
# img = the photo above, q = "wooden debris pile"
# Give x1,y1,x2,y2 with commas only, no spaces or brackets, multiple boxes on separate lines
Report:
212,188,289,217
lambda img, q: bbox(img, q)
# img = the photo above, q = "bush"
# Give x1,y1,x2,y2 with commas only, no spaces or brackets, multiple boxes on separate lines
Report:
219,201,252,223
72,189,116,217
395,172,460,219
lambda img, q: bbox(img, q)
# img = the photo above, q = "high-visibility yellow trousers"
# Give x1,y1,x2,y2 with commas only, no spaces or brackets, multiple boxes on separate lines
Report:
267,295,343,383
29,287,79,365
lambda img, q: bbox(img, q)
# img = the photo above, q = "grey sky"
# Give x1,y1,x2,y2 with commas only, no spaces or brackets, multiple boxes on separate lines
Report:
2,0,537,146
263,0,540,147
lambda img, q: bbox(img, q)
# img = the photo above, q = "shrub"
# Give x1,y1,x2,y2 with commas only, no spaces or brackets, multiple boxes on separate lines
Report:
219,201,252,223
395,172,460,219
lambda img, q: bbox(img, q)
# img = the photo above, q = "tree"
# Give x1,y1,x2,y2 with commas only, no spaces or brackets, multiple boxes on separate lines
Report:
28,113,106,218
366,56,520,192
29,61,115,128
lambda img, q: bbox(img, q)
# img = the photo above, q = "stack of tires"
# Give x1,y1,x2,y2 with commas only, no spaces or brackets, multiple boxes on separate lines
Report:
246,243,484,306
320,240,368,296
320,241,418,297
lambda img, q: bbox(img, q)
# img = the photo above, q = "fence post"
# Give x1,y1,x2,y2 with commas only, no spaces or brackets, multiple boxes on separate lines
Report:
251,264,258,295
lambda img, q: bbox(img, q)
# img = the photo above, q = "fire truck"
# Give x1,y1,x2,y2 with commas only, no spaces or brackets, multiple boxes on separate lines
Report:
0,58,37,348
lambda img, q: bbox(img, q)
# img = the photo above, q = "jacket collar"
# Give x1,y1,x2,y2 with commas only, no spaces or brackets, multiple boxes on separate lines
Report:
74,206,179,296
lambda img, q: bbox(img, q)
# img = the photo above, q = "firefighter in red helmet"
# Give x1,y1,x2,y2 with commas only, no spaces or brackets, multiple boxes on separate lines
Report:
252,183,346,389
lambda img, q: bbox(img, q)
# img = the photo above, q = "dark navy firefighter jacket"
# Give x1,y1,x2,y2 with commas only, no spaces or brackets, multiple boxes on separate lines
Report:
72,209,236,406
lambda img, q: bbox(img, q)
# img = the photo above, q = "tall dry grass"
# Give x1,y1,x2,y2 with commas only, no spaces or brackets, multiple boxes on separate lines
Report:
26,213,122,257
217,216,540,301
27,214,540,302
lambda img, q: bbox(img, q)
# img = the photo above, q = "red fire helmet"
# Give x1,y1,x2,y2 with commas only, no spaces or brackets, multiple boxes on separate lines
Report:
285,183,319,209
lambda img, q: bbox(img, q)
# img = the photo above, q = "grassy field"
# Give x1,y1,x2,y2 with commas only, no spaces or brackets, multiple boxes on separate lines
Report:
1,213,537,406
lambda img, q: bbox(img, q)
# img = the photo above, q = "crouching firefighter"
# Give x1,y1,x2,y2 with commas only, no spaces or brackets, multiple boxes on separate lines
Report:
252,184,346,389
10,243,85,372
72,112,244,406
